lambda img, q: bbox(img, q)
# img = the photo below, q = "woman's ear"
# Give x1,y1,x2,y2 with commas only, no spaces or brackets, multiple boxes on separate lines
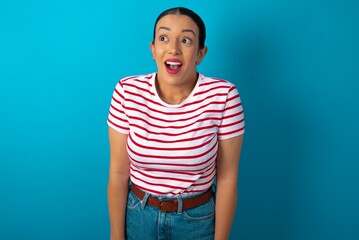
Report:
150,42,156,60
197,46,208,64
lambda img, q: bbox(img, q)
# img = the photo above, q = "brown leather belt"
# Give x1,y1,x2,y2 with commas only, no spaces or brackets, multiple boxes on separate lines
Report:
130,184,213,212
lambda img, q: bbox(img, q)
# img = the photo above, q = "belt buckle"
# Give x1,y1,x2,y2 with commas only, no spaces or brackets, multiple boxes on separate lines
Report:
158,199,174,212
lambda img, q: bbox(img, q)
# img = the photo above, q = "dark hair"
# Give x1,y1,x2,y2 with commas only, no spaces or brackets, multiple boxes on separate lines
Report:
152,7,206,50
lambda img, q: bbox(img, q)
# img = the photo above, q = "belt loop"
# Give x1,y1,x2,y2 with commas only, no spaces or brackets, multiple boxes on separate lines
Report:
177,196,183,214
140,192,150,209
212,183,216,193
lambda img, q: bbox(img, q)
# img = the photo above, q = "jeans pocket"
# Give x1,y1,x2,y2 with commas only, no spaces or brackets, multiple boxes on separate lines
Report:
183,197,215,221
126,190,141,210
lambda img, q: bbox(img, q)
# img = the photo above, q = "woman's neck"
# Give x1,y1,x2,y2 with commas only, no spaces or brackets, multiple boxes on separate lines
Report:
155,74,198,105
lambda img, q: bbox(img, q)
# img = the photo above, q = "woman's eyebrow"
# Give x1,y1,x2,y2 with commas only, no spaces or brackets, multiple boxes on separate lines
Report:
157,27,196,36
182,29,196,36
157,26,171,32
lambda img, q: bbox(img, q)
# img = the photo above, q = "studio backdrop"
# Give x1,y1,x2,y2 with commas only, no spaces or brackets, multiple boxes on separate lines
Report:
0,0,358,239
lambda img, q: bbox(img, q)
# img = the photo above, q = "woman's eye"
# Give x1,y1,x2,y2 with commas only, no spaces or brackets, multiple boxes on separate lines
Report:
159,36,168,42
182,38,192,44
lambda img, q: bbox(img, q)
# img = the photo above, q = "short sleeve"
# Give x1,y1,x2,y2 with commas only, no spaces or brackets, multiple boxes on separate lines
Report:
107,81,130,134
218,85,245,140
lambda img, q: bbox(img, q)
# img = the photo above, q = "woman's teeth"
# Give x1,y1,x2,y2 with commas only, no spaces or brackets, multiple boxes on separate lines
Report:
166,61,182,69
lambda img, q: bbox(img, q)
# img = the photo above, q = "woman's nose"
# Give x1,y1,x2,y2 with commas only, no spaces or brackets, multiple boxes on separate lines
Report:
168,40,181,55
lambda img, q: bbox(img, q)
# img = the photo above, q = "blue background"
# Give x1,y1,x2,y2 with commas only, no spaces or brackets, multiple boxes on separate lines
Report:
1,0,358,239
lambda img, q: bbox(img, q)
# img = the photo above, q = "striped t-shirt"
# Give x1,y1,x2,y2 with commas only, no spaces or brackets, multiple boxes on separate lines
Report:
107,73,245,196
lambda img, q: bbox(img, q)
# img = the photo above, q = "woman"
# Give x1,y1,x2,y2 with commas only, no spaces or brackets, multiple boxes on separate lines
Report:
107,7,245,240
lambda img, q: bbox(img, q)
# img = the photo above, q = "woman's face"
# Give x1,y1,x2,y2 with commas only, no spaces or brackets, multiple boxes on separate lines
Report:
150,14,207,86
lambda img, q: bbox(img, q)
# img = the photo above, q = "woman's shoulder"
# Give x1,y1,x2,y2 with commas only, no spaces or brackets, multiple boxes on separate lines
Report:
113,73,155,94
199,73,237,89
117,73,154,85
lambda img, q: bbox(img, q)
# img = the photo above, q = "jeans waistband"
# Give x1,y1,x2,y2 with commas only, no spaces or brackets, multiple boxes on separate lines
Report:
130,184,213,213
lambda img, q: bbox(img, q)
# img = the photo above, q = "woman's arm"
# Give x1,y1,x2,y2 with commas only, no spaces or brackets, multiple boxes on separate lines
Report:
108,127,130,240
215,134,244,240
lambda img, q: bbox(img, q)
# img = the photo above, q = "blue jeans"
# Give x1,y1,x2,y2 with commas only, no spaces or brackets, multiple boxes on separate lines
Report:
125,187,215,240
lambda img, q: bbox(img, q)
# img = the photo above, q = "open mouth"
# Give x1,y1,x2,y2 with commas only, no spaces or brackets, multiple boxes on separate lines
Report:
164,60,183,74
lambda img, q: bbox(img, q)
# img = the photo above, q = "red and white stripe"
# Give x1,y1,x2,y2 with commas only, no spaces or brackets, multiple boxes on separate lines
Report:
108,73,245,196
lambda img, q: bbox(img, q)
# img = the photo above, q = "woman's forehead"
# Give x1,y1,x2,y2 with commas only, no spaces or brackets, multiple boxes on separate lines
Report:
155,14,199,34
